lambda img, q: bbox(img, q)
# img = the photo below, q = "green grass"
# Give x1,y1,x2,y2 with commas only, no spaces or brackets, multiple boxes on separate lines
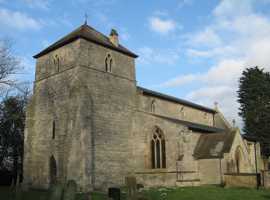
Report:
141,186,270,200
0,186,270,200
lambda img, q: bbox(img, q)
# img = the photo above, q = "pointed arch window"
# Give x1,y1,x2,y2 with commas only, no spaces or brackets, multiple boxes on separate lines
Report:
105,54,113,72
53,55,60,72
180,106,185,118
151,127,166,169
151,100,156,113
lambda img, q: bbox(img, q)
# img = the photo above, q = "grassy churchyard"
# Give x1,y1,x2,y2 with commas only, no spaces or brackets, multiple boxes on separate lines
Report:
1,186,270,200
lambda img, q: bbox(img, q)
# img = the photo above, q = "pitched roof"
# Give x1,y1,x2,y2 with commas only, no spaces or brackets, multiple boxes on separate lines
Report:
193,130,236,159
138,86,216,113
153,114,225,133
34,24,138,58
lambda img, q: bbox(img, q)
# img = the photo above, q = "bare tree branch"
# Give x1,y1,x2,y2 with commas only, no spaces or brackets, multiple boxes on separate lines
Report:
0,39,22,95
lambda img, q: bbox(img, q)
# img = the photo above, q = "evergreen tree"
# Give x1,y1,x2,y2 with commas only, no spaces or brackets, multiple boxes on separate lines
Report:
0,95,28,184
238,67,270,156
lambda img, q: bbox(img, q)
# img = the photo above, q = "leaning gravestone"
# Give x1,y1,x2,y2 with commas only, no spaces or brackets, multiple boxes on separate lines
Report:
125,176,137,200
63,180,77,200
48,182,64,200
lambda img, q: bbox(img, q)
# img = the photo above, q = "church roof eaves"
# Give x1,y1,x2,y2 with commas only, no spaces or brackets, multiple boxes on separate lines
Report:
138,86,217,114
34,24,138,59
153,114,225,133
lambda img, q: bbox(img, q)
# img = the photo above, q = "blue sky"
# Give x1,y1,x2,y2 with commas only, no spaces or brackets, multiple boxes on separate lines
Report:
1,0,270,128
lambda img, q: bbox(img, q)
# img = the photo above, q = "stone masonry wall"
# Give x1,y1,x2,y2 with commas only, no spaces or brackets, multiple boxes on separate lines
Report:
138,94,214,127
132,110,201,187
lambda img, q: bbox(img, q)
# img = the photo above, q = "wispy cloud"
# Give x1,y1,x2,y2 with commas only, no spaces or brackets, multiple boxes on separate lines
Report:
22,0,52,10
137,46,180,65
178,0,193,8
0,8,42,30
149,16,178,34
157,0,270,128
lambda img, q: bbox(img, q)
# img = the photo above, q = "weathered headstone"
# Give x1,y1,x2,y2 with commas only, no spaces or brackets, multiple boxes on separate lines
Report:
63,180,77,200
48,182,64,200
125,176,137,200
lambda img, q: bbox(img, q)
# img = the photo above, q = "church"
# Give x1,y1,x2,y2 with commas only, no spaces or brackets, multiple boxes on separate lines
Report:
23,23,264,191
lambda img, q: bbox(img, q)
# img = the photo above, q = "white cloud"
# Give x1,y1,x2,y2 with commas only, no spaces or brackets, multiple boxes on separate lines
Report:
157,0,270,128
22,0,51,10
0,8,42,30
137,46,180,65
213,0,253,18
186,28,222,47
149,17,177,34
186,86,240,125
157,74,198,88
178,0,193,8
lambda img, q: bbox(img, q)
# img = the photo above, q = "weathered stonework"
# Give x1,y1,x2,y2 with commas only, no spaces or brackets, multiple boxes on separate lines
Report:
23,24,265,192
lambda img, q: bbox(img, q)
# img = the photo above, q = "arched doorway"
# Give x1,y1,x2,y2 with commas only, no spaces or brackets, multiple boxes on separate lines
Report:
49,155,57,184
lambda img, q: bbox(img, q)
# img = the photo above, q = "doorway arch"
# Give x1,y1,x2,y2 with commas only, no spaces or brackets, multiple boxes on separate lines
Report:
49,155,57,184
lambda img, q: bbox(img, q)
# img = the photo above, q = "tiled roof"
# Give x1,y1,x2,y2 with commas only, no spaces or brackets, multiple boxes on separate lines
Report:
34,24,138,58
193,130,236,159
138,86,217,113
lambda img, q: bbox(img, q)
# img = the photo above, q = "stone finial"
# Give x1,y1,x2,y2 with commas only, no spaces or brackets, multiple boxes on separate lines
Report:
214,101,218,110
109,29,119,47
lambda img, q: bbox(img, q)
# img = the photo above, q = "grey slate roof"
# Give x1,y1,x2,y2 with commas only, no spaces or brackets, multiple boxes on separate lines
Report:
153,114,225,133
34,24,138,58
138,86,217,113
193,130,236,159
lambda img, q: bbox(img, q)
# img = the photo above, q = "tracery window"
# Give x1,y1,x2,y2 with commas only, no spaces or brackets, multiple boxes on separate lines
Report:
105,54,113,72
151,127,166,169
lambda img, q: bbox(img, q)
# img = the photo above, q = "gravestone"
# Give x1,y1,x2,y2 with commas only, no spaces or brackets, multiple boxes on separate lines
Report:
48,182,64,200
108,187,121,200
63,180,77,200
125,176,137,200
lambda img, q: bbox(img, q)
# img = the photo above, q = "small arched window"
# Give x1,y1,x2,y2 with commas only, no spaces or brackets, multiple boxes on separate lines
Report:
151,100,156,113
180,106,185,118
53,55,60,72
52,120,56,140
105,54,113,72
151,127,166,169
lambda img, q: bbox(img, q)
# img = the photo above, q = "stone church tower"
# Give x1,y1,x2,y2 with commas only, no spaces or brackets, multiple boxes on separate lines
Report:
23,23,138,191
